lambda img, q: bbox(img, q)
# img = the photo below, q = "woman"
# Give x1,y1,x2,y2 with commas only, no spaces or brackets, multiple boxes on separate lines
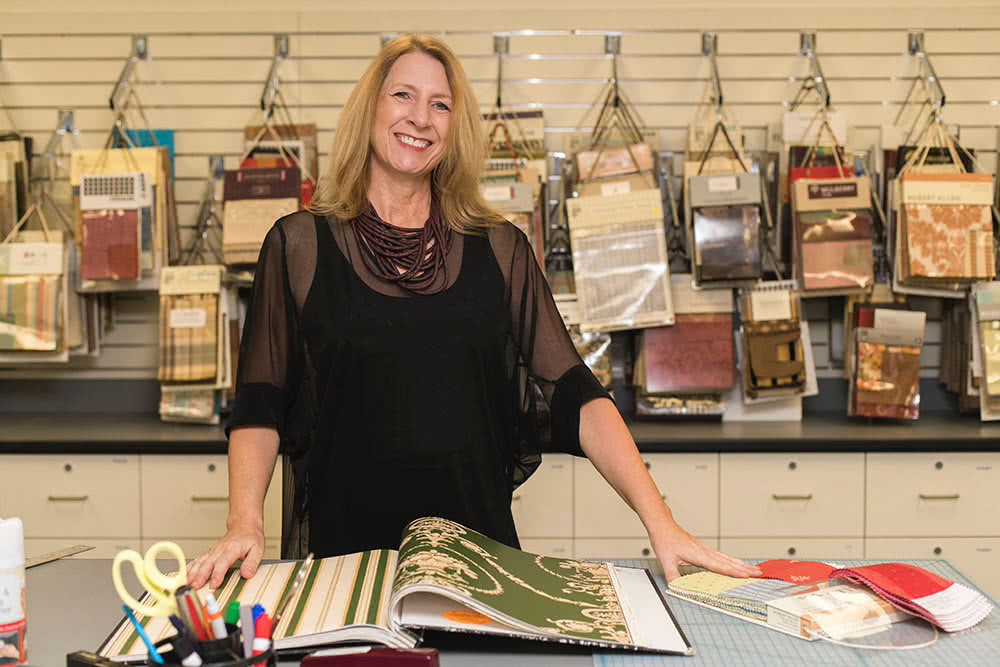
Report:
188,35,760,590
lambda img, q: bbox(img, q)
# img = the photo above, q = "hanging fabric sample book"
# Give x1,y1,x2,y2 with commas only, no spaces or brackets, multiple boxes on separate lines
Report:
566,188,673,332
222,166,300,266
848,306,926,419
738,282,808,401
687,172,763,287
634,274,734,418
791,177,875,296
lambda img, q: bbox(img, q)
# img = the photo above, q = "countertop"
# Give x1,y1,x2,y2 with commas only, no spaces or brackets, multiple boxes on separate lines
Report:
3,413,1000,454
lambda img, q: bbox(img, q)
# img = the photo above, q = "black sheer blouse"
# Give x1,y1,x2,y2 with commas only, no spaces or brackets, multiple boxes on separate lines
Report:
228,210,610,557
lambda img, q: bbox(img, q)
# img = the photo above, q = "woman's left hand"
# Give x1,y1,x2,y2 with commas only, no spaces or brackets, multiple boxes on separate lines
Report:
649,511,762,582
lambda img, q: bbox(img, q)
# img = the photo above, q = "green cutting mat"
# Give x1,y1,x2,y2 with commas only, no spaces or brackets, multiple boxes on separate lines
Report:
595,559,1000,667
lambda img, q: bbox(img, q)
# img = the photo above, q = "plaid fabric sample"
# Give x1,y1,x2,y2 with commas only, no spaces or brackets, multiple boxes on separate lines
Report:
158,293,218,382
0,275,61,350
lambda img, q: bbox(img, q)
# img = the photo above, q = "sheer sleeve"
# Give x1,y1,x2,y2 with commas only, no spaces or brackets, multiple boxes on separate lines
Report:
226,222,298,437
491,223,612,456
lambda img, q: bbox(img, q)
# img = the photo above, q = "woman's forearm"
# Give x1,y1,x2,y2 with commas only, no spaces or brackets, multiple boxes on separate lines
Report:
577,397,674,536
227,426,280,530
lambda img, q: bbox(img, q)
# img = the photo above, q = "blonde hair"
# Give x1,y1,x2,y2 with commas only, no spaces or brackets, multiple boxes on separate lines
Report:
309,34,503,233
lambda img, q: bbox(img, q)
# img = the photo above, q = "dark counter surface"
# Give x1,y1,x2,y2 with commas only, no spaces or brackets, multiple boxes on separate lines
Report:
3,412,1000,454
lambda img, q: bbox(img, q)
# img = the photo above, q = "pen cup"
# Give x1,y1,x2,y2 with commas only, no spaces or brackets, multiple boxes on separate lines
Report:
150,623,275,666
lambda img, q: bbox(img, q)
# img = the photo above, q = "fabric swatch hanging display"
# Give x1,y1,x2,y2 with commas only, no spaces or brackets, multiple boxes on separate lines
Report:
687,172,764,288
481,110,548,266
0,208,70,364
566,188,673,332
222,166,300,266
791,177,875,296
70,147,176,291
0,132,30,239
972,283,1000,420
848,305,925,420
0,154,15,241
244,123,317,207
738,282,808,401
158,265,233,424
889,122,994,298
634,274,734,418
896,172,994,290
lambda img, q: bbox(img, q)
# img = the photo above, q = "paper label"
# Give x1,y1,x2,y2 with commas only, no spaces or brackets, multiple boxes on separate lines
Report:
708,175,738,193
169,308,208,329
0,243,64,275
750,289,793,321
482,185,514,202
807,181,858,200
873,308,926,334
159,265,223,295
601,181,632,197
901,174,994,205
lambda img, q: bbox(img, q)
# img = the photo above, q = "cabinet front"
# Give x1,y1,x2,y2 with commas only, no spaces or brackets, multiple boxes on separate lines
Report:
0,455,140,538
511,454,573,539
865,537,1000,600
720,537,864,560
720,453,864,537
574,454,718,539
141,455,282,539
867,453,1000,537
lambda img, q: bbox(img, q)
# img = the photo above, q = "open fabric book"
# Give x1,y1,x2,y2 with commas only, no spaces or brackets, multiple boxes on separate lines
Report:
99,517,692,661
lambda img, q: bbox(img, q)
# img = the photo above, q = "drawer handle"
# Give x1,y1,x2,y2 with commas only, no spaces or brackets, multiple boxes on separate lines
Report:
772,494,813,501
918,493,960,501
48,495,89,502
191,496,230,503
512,495,521,502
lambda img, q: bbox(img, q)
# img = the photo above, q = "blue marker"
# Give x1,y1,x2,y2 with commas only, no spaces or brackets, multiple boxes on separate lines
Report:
122,604,164,665
252,603,265,625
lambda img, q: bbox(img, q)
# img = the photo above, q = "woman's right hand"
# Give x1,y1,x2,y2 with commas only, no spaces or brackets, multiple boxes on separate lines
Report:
186,520,265,590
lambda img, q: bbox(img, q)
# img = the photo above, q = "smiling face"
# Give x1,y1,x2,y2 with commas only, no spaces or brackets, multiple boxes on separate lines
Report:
369,50,453,185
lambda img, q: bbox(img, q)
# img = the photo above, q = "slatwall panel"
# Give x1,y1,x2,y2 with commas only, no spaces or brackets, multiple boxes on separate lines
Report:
0,4,997,380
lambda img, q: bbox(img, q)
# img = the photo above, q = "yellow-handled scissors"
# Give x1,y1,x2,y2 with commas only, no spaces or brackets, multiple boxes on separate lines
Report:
112,541,188,618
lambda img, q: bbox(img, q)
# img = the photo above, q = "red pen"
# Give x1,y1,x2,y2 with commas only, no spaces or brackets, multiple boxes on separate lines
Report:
252,613,272,656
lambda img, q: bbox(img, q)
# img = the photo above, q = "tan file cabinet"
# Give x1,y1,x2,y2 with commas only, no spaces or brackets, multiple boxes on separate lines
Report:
720,453,864,537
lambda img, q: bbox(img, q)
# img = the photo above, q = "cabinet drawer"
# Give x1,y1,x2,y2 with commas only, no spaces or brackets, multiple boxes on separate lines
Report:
141,455,282,539
575,538,719,560
0,455,140,538
864,538,1000,600
511,454,572,538
866,453,1000,537
24,539,140,560
141,539,281,563
720,453,864,537
574,454,718,538
518,539,573,559
720,538,863,560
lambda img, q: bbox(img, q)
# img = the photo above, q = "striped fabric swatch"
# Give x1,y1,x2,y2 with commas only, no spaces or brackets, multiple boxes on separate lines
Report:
0,275,61,350
158,294,218,383
100,550,398,660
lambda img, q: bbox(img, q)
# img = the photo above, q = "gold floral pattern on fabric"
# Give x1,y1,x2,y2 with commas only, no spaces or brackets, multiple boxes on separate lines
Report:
904,203,993,279
393,517,631,644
